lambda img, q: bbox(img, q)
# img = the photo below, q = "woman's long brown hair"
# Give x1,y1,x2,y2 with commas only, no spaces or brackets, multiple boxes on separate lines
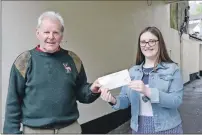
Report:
136,26,174,66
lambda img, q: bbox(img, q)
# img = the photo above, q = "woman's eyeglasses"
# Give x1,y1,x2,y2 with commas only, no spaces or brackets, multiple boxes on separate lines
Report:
140,40,159,47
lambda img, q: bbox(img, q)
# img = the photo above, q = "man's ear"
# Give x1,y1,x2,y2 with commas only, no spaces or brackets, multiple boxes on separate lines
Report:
36,29,40,38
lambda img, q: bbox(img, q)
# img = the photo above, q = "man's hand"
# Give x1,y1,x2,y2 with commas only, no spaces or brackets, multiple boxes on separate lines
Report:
90,79,102,93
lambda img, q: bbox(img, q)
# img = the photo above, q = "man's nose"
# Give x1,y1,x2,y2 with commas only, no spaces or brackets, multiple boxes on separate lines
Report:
48,33,54,39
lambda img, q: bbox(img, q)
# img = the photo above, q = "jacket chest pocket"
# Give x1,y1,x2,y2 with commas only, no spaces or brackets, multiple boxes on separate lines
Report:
155,74,174,92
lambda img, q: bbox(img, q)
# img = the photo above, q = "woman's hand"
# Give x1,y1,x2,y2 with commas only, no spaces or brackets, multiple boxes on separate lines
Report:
128,80,151,97
100,88,117,105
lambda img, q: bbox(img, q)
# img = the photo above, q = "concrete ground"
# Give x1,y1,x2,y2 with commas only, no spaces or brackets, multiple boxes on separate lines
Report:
179,78,202,134
108,78,202,134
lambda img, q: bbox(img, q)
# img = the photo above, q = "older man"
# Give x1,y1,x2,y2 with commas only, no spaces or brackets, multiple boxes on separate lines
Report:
3,11,102,134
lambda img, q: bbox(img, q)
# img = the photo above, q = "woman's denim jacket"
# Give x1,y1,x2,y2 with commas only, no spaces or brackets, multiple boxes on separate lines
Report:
112,62,184,132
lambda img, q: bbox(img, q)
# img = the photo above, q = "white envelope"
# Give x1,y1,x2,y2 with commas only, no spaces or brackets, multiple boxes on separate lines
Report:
98,69,131,90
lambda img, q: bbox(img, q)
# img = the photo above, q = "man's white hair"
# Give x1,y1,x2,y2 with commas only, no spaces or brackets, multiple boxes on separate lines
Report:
37,11,64,33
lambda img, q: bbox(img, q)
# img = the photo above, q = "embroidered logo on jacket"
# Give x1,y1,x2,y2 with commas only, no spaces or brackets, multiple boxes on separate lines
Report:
63,63,71,73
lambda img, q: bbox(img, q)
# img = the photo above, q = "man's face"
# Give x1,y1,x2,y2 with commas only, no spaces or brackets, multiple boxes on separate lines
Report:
36,17,63,53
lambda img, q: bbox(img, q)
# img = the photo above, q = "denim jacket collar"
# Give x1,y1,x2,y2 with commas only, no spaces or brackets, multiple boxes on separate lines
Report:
135,61,168,71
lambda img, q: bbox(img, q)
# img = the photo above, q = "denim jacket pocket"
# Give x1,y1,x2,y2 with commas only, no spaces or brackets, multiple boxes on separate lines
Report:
156,74,174,92
159,74,174,81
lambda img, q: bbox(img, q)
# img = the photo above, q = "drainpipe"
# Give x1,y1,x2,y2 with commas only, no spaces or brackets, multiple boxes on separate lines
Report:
179,31,183,71
179,3,189,80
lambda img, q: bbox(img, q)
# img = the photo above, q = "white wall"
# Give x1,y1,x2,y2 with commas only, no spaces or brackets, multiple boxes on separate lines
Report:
2,0,199,131
0,0,2,131
181,35,201,82
200,44,202,71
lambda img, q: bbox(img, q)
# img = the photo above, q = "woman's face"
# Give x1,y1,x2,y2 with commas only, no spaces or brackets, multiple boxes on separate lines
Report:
140,31,159,59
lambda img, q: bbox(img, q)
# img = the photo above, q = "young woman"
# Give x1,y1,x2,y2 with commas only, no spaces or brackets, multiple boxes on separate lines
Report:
100,26,184,134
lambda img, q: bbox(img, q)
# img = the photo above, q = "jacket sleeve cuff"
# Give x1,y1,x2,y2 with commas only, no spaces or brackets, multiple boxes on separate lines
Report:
87,83,99,95
89,87,101,97
111,97,120,110
150,88,160,103
90,91,101,97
